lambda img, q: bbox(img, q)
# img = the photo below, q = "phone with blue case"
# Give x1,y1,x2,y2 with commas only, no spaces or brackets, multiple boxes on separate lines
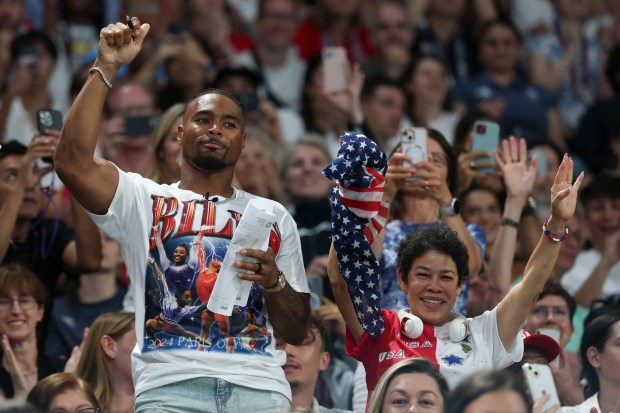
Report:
472,121,500,173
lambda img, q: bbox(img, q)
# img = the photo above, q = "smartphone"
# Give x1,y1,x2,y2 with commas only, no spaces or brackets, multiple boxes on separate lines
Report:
527,149,548,181
536,328,561,368
322,46,348,93
472,121,500,173
37,109,63,164
401,127,428,168
522,363,560,410
37,109,63,134
124,115,160,137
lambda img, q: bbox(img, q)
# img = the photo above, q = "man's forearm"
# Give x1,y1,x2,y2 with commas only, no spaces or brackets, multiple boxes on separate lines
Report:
265,283,310,345
70,196,102,272
55,61,116,180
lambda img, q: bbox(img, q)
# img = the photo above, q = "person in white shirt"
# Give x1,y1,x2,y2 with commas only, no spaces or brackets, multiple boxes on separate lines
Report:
54,17,311,413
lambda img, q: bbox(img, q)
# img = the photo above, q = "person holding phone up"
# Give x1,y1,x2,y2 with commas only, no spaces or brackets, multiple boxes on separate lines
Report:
379,128,484,315
0,32,67,148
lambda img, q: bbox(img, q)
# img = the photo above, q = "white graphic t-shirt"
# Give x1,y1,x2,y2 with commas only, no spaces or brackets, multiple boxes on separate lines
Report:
88,169,308,399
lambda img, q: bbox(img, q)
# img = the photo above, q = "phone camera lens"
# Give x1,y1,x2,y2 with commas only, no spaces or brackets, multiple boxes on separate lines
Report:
476,125,487,134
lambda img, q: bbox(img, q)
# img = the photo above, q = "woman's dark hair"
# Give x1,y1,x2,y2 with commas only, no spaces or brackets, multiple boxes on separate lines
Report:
27,372,101,411
475,19,523,54
401,54,453,118
460,183,505,213
605,44,620,95
445,370,530,413
174,283,190,301
452,109,494,155
10,31,58,61
580,309,620,398
396,225,470,286
389,128,458,220
301,55,323,133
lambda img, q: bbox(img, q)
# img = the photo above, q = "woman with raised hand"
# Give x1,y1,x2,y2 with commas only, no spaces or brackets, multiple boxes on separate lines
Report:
325,133,583,401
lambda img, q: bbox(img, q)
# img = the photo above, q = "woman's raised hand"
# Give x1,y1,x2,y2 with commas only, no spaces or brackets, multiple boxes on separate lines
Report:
549,154,584,223
494,136,536,201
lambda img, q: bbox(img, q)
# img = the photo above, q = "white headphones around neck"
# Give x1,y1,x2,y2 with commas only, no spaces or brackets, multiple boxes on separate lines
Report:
398,308,469,342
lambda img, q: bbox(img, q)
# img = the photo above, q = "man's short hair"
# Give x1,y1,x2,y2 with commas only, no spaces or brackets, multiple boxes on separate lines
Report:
579,173,620,206
305,314,333,355
537,280,577,323
360,76,404,103
0,141,27,161
188,87,246,118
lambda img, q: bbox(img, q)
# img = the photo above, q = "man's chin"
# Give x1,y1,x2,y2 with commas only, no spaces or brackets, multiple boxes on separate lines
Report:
191,155,231,172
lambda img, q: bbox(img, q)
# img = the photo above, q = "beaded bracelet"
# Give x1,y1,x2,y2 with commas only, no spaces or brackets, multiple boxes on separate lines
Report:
542,220,569,242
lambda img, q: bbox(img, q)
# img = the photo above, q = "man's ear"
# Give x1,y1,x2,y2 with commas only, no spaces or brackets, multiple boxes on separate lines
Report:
177,124,183,145
319,351,331,372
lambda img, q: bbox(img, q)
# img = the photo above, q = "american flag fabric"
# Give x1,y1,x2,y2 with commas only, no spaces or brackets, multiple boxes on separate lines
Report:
322,132,389,338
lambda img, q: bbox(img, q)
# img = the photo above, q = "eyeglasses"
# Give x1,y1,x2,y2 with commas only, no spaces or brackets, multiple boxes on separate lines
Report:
0,296,38,312
430,152,447,167
530,305,569,320
49,408,99,413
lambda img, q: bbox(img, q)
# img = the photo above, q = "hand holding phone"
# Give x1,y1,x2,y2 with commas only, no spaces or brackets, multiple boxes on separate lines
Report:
36,109,63,164
522,363,561,411
322,47,348,93
471,121,500,173
401,128,428,166
401,127,428,182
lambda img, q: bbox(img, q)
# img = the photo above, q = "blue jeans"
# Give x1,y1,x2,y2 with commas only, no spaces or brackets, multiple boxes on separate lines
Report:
134,377,290,413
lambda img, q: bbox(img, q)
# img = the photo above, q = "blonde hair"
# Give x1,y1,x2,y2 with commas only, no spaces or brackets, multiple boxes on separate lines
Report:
147,103,186,184
367,358,449,413
75,312,135,412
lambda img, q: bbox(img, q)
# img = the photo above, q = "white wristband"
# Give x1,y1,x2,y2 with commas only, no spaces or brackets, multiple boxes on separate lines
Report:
89,67,113,89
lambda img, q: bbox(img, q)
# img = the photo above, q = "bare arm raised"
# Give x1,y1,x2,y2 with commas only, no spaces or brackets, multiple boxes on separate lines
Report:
54,18,150,214
496,154,584,350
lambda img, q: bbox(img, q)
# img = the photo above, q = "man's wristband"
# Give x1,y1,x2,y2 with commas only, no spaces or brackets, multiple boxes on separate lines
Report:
501,217,520,229
89,67,113,89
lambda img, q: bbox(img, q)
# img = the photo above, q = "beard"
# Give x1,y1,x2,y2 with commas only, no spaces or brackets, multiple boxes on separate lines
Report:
190,153,234,172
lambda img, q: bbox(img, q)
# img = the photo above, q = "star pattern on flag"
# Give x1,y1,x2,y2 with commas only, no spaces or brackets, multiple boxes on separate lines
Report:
322,131,388,337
